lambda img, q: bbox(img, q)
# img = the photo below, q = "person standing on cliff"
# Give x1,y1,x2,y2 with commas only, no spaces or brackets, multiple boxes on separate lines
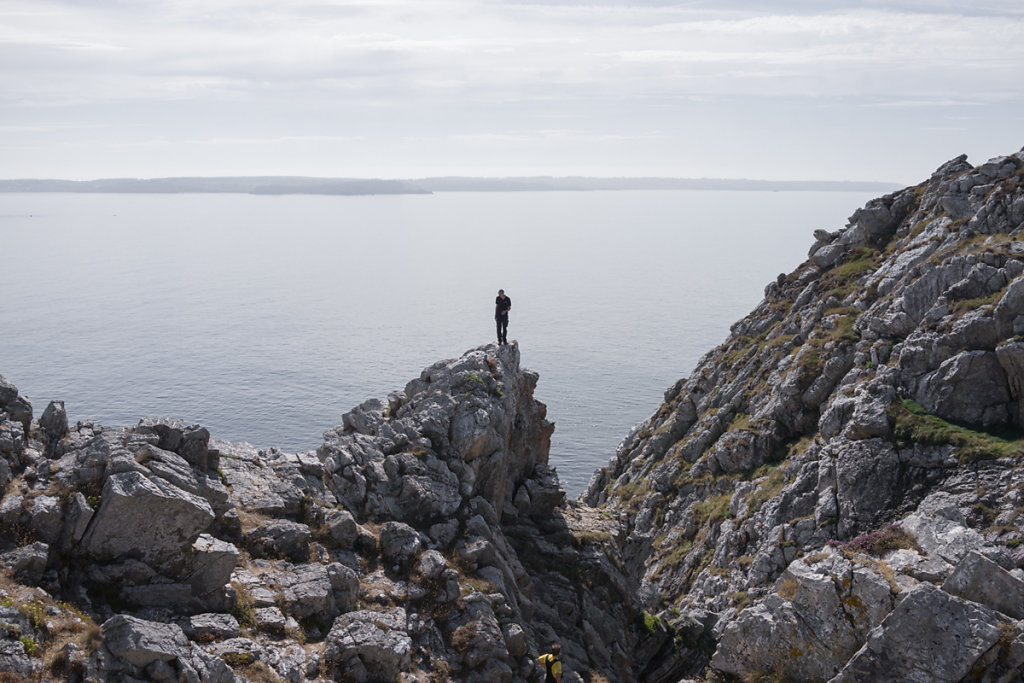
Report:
538,643,562,683
495,289,511,344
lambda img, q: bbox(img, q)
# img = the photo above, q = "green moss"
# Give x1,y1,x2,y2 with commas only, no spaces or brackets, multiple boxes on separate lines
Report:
889,398,1024,463
641,610,663,635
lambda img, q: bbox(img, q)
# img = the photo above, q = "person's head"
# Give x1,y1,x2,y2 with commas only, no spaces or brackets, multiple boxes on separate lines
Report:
551,643,561,655
498,289,505,296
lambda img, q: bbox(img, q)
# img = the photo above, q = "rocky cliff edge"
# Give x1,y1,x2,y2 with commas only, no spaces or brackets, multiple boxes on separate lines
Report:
586,147,1024,681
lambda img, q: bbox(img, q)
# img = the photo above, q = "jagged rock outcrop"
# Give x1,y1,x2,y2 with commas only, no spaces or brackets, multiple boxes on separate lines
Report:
587,147,1024,680
0,343,660,682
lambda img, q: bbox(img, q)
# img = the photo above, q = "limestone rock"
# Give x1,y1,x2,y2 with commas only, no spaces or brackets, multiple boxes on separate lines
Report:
832,583,1005,682
39,399,68,445
942,550,1024,620
380,521,423,564
102,614,190,669
244,519,310,562
185,613,240,641
1,541,49,583
323,608,413,681
82,471,215,570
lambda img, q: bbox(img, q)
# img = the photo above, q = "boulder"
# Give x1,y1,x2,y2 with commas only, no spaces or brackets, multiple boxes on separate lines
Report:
185,613,240,641
832,583,1005,682
0,541,49,583
380,521,422,564
942,550,1024,619
187,534,239,601
323,608,412,681
711,553,891,680
28,494,62,543
82,471,215,570
0,375,31,433
39,399,69,445
324,508,358,548
244,519,311,562
915,350,1011,427
102,614,189,669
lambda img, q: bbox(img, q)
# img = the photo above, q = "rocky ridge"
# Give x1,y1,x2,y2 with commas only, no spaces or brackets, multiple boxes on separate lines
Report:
1,344,666,682
586,147,1024,680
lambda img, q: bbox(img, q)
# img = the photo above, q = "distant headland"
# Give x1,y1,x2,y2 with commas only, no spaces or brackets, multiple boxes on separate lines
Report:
0,175,902,196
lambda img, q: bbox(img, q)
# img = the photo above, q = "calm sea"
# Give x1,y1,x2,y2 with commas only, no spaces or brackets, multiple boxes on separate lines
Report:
0,189,879,496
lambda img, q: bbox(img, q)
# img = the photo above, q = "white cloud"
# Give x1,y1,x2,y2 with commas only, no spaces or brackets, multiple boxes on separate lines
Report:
0,0,1022,180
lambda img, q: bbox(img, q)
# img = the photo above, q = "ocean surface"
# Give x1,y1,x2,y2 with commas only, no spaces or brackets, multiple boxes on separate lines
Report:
0,189,881,496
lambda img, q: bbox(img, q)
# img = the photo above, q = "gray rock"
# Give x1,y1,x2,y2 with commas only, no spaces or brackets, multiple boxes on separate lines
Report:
185,613,239,641
901,495,988,567
0,492,22,527
380,521,423,564
39,399,69,445
65,492,95,545
102,614,189,668
28,494,62,544
121,583,193,609
326,562,360,613
206,636,267,667
942,550,1024,619
711,553,890,680
0,633,42,679
832,583,1004,683
832,438,901,537
323,608,412,681
254,606,287,635
187,534,239,600
414,549,449,582
0,541,49,583
324,508,358,548
0,376,31,433
82,471,215,570
262,562,337,619
916,350,1011,427
244,519,310,562
0,457,10,493
137,417,187,452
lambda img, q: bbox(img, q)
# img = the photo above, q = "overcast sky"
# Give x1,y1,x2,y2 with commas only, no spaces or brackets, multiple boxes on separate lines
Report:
2,0,1022,184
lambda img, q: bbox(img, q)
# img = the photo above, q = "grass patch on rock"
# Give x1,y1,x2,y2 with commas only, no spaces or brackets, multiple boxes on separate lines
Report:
889,398,1024,462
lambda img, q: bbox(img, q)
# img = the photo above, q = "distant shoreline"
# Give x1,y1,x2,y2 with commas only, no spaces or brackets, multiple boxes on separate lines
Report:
0,176,902,196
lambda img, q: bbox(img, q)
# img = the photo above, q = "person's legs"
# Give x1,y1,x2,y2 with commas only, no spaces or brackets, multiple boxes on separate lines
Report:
496,318,503,343
500,318,508,344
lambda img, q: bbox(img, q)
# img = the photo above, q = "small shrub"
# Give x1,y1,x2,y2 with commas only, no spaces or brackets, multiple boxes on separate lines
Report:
642,610,663,635
20,635,39,657
827,523,921,556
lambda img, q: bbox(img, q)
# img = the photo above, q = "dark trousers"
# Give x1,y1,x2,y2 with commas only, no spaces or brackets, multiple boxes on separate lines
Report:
496,316,508,343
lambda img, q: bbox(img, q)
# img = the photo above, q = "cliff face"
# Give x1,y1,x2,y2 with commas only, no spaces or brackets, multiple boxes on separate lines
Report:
586,148,1024,680
0,344,663,682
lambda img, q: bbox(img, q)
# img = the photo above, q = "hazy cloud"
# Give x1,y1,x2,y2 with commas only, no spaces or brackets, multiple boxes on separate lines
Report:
1,0,1022,182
